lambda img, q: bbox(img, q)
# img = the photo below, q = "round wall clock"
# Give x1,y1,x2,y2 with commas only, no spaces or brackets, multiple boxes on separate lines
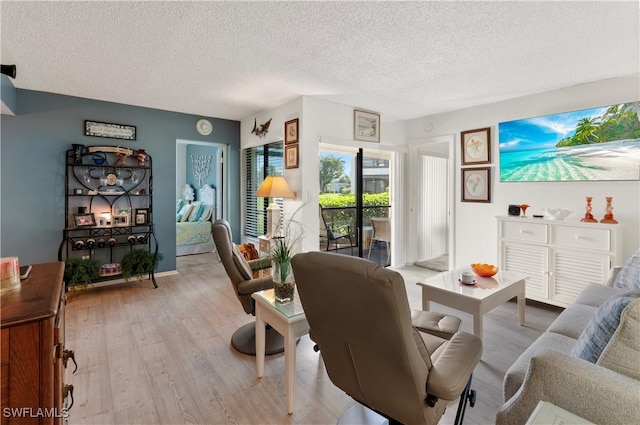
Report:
196,119,213,135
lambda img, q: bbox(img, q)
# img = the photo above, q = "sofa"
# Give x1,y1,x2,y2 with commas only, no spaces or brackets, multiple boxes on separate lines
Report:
496,250,640,425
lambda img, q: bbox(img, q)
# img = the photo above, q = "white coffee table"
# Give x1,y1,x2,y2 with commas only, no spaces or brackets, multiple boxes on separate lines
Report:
417,269,527,339
252,288,309,414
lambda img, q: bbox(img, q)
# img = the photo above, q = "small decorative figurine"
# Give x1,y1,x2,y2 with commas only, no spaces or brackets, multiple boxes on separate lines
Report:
581,196,597,223
520,204,530,217
116,152,128,166
600,196,618,224
135,149,147,166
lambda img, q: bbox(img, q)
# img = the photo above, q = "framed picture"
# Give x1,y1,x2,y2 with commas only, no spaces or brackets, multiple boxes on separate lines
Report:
461,127,491,165
285,144,299,169
354,109,380,143
85,120,137,141
113,214,129,227
73,213,96,227
462,167,491,203
284,118,298,145
135,208,149,225
114,206,131,218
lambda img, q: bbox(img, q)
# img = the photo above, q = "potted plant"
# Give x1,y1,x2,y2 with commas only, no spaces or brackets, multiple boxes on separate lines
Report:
270,205,304,303
64,257,99,289
121,248,160,281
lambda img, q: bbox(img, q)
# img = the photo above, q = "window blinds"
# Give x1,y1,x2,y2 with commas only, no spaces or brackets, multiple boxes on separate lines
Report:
243,141,284,238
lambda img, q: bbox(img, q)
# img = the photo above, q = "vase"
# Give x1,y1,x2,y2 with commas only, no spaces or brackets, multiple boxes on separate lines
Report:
272,260,295,303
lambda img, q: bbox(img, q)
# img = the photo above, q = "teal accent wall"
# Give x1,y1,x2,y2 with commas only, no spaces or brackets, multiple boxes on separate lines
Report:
0,89,241,273
186,144,219,193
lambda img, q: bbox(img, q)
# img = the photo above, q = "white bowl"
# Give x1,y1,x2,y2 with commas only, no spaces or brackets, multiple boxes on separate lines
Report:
542,208,573,220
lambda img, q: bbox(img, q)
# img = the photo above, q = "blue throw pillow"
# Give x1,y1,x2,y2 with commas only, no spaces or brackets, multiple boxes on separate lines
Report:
613,250,640,290
571,290,640,363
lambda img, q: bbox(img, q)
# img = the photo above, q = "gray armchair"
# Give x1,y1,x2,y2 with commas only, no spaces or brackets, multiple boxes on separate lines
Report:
291,251,483,424
212,219,284,355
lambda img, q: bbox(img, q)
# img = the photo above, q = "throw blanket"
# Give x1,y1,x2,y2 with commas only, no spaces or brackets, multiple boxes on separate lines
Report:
176,221,213,246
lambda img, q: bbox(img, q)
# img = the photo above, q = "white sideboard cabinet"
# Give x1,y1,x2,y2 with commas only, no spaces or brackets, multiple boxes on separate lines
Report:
497,216,623,307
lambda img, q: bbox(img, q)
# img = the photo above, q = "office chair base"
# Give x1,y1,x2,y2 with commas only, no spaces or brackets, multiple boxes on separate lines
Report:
231,321,286,356
337,404,388,425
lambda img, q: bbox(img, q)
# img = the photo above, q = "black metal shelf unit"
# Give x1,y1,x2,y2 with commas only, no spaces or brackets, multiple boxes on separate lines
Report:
58,145,158,287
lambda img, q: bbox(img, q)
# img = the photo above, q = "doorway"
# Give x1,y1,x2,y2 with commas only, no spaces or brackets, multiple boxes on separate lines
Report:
176,140,227,255
411,136,454,272
319,145,392,266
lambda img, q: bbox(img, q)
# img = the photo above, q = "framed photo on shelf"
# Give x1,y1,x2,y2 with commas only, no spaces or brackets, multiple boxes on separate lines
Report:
461,127,491,165
135,208,149,225
284,118,299,145
285,144,299,169
462,167,491,203
113,214,129,227
73,213,96,227
114,206,131,217
354,109,380,143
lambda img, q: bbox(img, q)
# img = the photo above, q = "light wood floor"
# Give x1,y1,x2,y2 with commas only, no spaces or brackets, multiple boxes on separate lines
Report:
65,253,562,425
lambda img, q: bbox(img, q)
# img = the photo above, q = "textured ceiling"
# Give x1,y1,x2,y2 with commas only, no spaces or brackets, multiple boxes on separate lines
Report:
1,1,638,121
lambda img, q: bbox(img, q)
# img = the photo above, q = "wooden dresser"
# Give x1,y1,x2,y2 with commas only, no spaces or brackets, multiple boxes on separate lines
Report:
1,262,72,425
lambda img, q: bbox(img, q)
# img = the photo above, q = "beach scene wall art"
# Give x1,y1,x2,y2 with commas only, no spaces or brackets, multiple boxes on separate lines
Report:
499,103,640,182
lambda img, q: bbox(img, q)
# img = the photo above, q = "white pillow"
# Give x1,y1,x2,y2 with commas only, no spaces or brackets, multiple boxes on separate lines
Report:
198,205,213,221
178,204,193,222
187,202,203,221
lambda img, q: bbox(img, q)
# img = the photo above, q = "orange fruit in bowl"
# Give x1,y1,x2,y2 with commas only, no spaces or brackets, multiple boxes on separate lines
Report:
471,263,499,277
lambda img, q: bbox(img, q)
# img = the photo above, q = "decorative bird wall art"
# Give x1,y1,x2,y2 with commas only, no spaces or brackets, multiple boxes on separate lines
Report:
251,118,272,138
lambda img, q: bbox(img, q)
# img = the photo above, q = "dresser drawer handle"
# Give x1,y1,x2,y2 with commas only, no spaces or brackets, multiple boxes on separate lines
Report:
63,384,74,410
63,349,77,374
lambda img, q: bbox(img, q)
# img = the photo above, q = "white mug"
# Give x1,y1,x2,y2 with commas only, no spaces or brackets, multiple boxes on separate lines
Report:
460,271,474,283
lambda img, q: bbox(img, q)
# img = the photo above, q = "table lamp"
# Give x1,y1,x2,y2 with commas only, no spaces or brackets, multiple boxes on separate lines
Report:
255,176,296,237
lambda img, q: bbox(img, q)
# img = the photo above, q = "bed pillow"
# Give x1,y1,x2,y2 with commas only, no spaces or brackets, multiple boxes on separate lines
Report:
571,290,640,363
176,199,185,214
198,205,213,221
188,202,205,222
613,250,640,290
178,204,193,223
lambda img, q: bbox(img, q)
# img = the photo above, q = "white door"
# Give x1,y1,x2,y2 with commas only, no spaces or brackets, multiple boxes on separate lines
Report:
410,135,454,269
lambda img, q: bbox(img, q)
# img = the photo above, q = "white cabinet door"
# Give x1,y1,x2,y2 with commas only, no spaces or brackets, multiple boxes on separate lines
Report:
502,242,548,300
550,249,611,305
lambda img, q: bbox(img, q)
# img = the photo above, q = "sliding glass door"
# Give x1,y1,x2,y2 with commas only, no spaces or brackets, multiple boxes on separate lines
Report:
319,146,391,265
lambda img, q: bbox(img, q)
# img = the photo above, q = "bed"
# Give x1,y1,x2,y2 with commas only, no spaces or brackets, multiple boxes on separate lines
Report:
176,184,216,256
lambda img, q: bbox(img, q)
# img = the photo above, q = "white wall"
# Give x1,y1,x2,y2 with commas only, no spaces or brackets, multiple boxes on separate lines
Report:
240,97,305,245
407,75,640,267
241,96,409,260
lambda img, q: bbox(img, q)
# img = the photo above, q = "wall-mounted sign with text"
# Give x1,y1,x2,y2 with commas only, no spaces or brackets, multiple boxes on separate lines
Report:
85,120,137,141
